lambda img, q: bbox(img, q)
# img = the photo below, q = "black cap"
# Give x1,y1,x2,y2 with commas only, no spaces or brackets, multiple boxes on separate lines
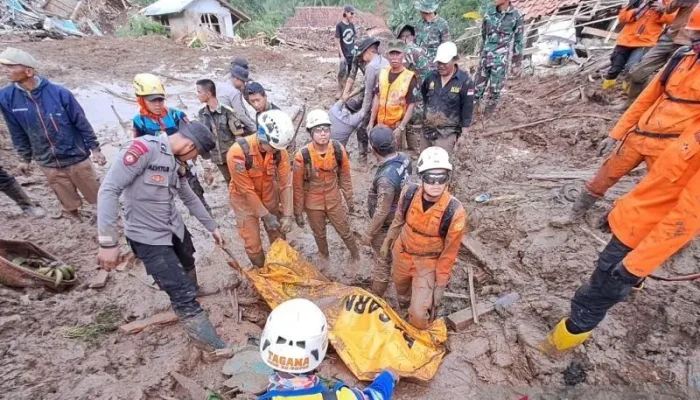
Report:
232,56,249,71
354,37,380,56
397,24,415,38
346,97,362,113
369,126,395,153
246,81,266,96
344,5,355,13
231,65,249,82
178,120,215,160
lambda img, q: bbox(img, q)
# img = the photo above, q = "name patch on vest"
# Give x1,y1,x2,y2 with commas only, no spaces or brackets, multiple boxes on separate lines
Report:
148,165,170,172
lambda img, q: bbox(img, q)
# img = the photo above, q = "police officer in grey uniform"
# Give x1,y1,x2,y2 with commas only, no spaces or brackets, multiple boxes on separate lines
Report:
97,120,227,350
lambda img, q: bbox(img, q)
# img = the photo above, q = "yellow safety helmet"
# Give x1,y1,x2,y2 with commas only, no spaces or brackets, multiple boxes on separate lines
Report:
133,73,165,99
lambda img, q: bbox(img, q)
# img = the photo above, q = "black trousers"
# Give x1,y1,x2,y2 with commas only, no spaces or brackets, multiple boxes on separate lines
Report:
0,166,15,192
605,45,646,80
568,235,641,334
128,229,201,319
0,166,27,206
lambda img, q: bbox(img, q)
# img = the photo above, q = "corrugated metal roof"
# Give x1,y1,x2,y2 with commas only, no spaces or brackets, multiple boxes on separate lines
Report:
513,0,581,19
283,7,387,29
142,0,250,22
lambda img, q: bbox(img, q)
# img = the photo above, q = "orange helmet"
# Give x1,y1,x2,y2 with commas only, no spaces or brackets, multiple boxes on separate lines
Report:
687,3,700,31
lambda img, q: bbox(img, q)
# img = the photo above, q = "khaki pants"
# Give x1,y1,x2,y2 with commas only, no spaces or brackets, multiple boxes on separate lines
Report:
369,228,391,283
306,203,353,257
40,159,98,212
420,133,457,156
392,249,437,330
626,34,681,99
235,208,284,261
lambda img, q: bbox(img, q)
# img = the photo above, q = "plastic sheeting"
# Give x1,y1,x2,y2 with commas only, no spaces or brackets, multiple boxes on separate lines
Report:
243,240,447,381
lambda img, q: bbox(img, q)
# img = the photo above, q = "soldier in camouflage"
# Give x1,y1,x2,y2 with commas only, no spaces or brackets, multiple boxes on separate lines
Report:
476,0,524,115
414,0,451,67
398,24,430,152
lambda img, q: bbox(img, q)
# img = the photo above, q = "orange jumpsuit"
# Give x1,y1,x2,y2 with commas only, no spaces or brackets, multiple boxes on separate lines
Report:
292,141,356,257
385,184,467,329
609,122,700,277
227,135,292,261
617,2,676,48
587,49,700,197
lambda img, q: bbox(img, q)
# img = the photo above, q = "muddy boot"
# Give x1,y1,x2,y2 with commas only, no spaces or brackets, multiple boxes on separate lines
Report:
358,142,369,164
249,253,266,268
550,189,600,227
181,312,227,350
5,180,44,218
370,280,389,297
343,236,360,261
187,268,218,296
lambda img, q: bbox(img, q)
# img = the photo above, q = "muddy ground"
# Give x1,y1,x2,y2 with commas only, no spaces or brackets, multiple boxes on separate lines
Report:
1,36,699,400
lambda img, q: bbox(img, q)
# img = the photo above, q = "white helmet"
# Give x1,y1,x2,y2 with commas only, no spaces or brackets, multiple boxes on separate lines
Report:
417,146,452,173
258,109,295,150
306,109,331,130
434,41,458,64
260,298,329,374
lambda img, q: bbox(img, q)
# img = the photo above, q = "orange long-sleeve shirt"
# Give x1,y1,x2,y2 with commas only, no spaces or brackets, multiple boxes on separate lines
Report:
292,141,353,215
609,123,700,277
609,50,700,151
617,1,677,48
385,185,467,286
227,135,292,218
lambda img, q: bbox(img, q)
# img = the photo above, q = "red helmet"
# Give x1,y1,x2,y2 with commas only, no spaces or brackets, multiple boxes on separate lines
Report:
687,3,700,31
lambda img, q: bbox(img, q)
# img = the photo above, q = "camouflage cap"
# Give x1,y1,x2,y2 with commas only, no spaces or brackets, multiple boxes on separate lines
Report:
396,24,416,38
415,0,440,13
386,39,406,54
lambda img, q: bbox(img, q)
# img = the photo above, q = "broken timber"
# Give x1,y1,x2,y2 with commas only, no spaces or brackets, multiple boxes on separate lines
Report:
447,292,520,331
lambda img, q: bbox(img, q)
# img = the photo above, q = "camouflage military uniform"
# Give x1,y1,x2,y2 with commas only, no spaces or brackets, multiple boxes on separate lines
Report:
415,16,451,67
476,5,524,110
404,42,430,152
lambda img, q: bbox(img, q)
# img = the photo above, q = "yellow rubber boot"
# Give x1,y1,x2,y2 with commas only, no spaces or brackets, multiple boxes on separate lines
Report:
621,80,630,94
602,79,616,90
540,318,592,354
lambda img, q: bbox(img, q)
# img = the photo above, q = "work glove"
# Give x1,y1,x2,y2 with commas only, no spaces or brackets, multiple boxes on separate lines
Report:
279,216,293,234
433,285,446,310
379,241,391,261
346,200,355,214
610,262,643,286
262,214,280,232
91,149,107,166
597,137,618,157
295,214,305,228
597,210,612,233
204,168,215,186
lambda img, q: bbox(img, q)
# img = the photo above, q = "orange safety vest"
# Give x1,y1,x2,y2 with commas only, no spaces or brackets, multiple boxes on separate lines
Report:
377,66,415,128
397,187,454,257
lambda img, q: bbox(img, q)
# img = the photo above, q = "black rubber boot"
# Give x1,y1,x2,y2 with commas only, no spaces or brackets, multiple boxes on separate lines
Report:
551,189,600,227
5,181,45,218
181,312,227,350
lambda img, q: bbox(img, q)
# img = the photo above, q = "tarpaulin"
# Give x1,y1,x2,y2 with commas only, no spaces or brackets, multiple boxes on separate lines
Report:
242,240,447,382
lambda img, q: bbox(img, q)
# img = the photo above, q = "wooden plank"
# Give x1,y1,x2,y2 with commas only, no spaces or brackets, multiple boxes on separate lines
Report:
447,292,520,331
604,18,619,43
119,311,178,334
582,26,618,40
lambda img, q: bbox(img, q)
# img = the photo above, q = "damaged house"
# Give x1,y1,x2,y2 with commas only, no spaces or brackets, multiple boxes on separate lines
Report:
142,0,250,39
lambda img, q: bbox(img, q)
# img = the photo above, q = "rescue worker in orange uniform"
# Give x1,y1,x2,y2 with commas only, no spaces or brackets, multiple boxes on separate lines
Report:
554,8,700,225
293,110,359,260
381,146,467,329
544,120,700,352
368,39,419,147
227,110,295,268
602,0,678,90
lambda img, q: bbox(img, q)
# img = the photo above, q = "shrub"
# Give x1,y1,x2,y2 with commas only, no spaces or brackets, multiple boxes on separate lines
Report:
116,15,169,37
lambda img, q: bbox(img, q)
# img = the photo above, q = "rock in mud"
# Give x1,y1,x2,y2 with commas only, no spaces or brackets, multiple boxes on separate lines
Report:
563,361,587,386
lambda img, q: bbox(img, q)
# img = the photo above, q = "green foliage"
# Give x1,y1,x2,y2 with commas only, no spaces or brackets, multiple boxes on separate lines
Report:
63,306,121,345
116,15,169,37
228,0,375,38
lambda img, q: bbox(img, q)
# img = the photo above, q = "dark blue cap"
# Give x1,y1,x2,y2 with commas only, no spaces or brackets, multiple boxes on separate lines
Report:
246,81,266,96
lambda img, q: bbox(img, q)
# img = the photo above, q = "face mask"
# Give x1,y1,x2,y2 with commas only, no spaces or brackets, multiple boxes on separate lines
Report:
692,38,700,55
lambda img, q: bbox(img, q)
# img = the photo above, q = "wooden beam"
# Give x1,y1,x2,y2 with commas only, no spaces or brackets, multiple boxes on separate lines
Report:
581,26,619,40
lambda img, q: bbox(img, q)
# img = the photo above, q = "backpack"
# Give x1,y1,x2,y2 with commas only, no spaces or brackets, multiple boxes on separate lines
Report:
300,140,344,180
660,46,691,87
236,137,281,169
400,183,459,239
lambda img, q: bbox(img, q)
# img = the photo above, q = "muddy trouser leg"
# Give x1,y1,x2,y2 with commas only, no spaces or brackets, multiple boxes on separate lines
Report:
622,47,648,76
433,133,458,158
357,115,370,157
568,235,638,334
419,134,433,154
326,202,358,257
626,36,679,100
186,170,211,215
370,228,390,283
392,246,414,309
605,45,633,80
217,163,232,185
474,63,489,102
486,64,507,108
128,235,202,319
408,265,436,330
236,213,265,265
306,208,330,257
67,159,100,205
172,228,197,286
407,102,423,153
0,166,31,207
585,138,645,198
